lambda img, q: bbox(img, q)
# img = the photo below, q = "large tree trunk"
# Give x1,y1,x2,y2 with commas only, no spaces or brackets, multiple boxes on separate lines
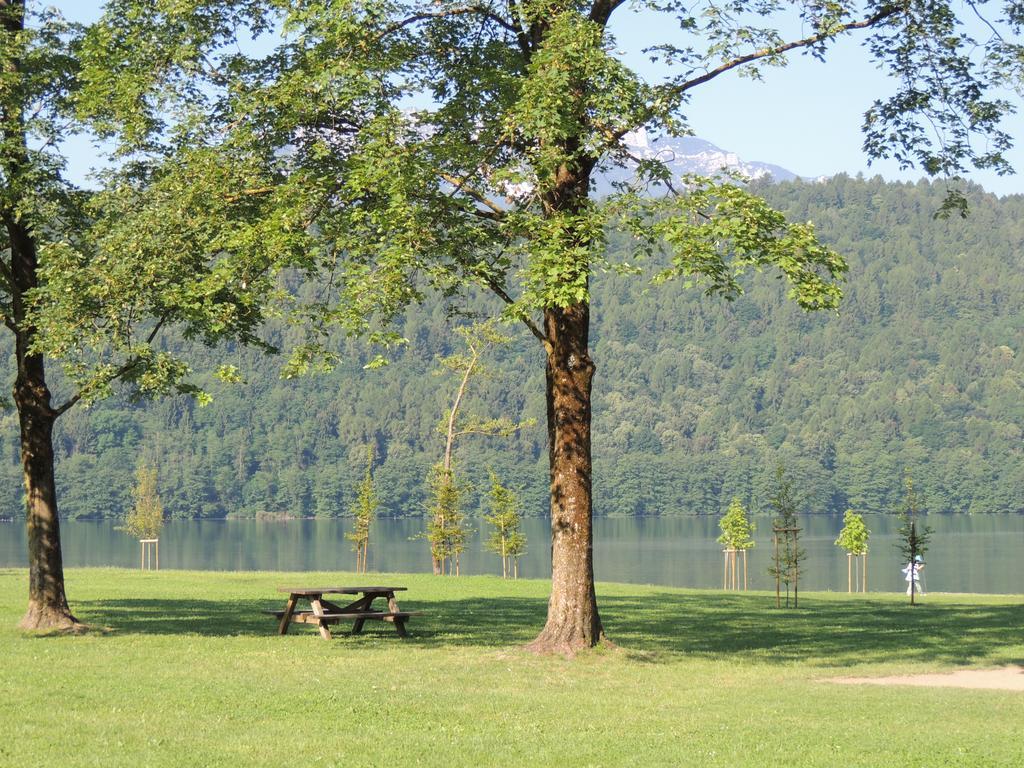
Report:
521,142,608,654
526,303,605,654
2,133,78,629
14,354,77,631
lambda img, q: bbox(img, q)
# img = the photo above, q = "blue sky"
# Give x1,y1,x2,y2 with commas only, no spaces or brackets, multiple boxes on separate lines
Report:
55,1,1022,195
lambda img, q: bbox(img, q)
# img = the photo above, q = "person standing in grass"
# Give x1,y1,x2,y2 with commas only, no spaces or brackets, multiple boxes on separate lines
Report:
902,556,925,597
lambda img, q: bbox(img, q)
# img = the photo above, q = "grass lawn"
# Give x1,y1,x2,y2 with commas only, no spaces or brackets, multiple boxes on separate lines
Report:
1,568,1022,767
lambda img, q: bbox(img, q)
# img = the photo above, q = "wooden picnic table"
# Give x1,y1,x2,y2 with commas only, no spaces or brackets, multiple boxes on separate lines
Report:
268,586,415,640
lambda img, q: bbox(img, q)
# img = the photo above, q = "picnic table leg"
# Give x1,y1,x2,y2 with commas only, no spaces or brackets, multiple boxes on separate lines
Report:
310,598,333,640
278,594,299,635
352,618,365,635
386,591,408,638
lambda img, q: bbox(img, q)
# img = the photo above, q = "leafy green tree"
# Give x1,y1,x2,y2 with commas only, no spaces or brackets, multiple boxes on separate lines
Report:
896,475,932,605
79,0,1021,653
484,469,527,579
506,530,527,580
346,444,378,574
835,510,870,556
429,320,530,573
717,498,756,551
835,509,870,592
120,465,164,541
425,463,469,576
1,1,274,629
718,496,755,589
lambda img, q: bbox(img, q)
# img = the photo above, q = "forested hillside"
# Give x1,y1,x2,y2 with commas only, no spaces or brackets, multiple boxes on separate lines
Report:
3,175,1022,520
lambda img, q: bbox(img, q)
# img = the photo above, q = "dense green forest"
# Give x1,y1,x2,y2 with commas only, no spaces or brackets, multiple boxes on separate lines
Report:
3,175,1022,520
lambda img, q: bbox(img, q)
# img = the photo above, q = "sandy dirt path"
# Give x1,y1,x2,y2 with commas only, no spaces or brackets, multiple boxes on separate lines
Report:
829,665,1024,691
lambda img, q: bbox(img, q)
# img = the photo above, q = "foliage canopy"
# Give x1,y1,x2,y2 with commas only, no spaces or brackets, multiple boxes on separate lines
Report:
483,469,527,578
119,465,164,540
835,510,870,555
717,497,756,550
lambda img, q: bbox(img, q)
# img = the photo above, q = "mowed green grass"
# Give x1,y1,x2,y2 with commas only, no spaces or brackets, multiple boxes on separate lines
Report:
1,569,1022,767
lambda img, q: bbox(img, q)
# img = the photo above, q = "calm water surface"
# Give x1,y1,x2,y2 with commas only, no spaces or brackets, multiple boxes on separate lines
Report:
0,514,1021,594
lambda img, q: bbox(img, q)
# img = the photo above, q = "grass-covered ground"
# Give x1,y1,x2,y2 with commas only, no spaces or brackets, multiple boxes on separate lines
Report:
1,568,1022,767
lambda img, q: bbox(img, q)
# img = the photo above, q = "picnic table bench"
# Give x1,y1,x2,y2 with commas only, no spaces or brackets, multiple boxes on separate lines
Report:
266,586,418,640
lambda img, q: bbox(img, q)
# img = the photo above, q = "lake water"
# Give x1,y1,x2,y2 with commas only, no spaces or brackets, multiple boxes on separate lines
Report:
0,513,1021,594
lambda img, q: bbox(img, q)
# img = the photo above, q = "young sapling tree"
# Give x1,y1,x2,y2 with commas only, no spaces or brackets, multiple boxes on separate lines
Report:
425,463,469,576
896,476,932,605
835,510,870,592
769,465,805,608
120,465,164,569
506,529,527,580
484,469,527,579
717,497,755,589
120,466,165,541
428,320,531,574
346,444,379,574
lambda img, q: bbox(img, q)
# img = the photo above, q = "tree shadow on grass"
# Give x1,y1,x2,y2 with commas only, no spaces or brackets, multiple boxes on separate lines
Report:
59,592,1024,669
63,595,547,645
59,598,276,637
601,592,1024,667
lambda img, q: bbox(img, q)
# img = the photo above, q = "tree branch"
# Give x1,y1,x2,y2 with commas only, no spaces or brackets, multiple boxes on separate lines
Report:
440,172,507,217
468,208,506,221
224,186,275,204
51,392,82,419
145,314,167,345
964,0,1004,43
506,0,533,58
483,275,545,342
677,6,902,95
589,0,629,26
608,4,904,147
52,315,169,419
379,4,521,40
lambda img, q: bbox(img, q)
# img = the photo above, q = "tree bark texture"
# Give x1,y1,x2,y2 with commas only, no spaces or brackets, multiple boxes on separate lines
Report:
15,362,76,630
526,303,605,654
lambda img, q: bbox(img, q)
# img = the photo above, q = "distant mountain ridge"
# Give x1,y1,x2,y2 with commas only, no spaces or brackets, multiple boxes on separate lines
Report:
594,128,805,194
6,177,1020,522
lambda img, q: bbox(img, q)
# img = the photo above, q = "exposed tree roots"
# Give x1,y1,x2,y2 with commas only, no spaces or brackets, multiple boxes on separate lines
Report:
18,602,83,633
525,629,615,658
